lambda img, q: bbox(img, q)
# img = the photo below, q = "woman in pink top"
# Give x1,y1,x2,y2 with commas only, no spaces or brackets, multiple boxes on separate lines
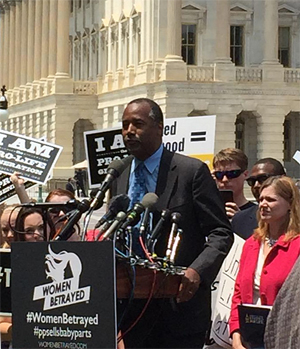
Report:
230,176,300,349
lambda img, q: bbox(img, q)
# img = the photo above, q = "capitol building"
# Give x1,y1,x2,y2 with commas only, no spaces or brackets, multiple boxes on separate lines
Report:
0,0,299,183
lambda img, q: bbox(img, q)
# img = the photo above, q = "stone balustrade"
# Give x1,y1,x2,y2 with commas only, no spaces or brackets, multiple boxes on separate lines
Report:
187,66,214,82
73,81,97,95
284,69,300,83
236,67,262,82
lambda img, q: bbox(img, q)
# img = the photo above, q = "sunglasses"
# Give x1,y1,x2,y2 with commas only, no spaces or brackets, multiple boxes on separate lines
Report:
214,169,243,180
48,207,74,216
246,174,274,187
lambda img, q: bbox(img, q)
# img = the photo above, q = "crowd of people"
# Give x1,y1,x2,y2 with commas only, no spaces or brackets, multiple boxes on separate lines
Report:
0,98,300,348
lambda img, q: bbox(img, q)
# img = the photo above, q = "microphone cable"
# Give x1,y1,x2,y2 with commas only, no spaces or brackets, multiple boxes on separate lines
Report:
117,264,157,343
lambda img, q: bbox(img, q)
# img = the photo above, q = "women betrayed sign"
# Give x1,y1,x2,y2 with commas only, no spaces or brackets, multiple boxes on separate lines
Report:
11,241,117,349
0,130,62,184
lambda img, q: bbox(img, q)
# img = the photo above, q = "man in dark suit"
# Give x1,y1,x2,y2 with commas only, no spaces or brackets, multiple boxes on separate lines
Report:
231,158,286,239
113,98,233,348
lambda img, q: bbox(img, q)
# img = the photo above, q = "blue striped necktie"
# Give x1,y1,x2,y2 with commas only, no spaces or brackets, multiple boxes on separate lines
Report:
130,162,147,208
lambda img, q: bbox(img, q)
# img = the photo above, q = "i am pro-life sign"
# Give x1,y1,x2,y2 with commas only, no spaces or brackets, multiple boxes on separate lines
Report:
0,130,62,184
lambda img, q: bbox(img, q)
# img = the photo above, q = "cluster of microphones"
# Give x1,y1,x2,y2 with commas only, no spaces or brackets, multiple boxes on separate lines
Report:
22,157,183,264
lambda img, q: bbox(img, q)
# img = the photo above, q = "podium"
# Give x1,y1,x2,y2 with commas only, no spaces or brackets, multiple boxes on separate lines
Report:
117,261,182,299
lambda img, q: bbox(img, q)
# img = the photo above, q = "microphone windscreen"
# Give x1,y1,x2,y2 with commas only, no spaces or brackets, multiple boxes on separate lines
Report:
141,193,159,210
108,194,130,213
107,156,133,177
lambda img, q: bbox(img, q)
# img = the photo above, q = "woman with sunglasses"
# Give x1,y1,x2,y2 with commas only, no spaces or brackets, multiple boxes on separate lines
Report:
230,176,300,349
45,189,81,241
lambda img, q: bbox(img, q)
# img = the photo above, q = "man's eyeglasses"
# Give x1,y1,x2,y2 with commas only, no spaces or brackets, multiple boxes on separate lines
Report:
214,169,243,180
246,174,274,187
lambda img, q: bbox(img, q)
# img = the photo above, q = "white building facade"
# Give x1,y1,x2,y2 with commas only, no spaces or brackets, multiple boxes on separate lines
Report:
0,0,299,181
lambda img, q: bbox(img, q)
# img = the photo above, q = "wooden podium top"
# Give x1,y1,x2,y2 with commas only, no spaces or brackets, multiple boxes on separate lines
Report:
117,262,183,299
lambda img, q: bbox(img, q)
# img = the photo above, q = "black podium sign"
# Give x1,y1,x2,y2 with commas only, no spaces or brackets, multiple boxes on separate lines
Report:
0,248,12,315
11,241,116,349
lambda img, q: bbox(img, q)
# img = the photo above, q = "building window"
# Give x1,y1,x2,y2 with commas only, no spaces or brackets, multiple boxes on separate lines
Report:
235,117,245,151
70,0,74,12
181,24,196,65
230,26,244,66
284,118,291,161
278,27,290,67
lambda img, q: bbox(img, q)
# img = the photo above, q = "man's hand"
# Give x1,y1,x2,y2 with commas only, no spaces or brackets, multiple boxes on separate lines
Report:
176,267,200,303
225,202,240,219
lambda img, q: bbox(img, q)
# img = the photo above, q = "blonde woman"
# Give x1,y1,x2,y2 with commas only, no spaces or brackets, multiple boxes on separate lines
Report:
230,176,300,349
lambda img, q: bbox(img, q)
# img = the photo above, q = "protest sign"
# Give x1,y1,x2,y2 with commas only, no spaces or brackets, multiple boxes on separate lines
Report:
0,248,11,316
11,241,117,348
0,130,62,184
0,173,36,204
84,128,129,188
210,234,245,348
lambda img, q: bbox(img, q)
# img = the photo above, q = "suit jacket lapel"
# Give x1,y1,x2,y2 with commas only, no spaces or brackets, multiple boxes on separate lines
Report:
155,149,178,211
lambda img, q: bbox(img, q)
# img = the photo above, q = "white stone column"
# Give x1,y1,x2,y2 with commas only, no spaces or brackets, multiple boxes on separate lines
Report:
215,0,231,63
214,0,235,82
41,0,50,79
33,0,42,81
260,0,283,82
256,106,287,160
124,17,135,86
3,8,9,88
116,21,124,88
262,0,279,65
160,0,187,81
56,0,70,77
103,26,113,91
48,0,57,77
54,0,73,93
165,0,181,58
14,0,21,89
0,10,5,85
27,0,35,84
208,104,240,151
20,0,28,86
8,4,15,90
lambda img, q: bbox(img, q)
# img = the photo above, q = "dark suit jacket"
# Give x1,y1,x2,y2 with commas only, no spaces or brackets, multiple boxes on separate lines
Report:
112,148,233,335
231,204,258,240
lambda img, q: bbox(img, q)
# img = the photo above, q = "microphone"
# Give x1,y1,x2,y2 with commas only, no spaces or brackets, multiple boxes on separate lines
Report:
22,199,79,210
119,202,144,230
95,194,130,229
89,156,132,211
170,228,182,263
101,211,127,239
119,193,156,231
165,212,181,260
149,209,171,242
54,200,90,241
139,193,158,236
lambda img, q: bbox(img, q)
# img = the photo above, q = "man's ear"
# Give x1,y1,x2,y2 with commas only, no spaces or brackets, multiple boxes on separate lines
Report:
243,170,248,178
158,122,163,137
